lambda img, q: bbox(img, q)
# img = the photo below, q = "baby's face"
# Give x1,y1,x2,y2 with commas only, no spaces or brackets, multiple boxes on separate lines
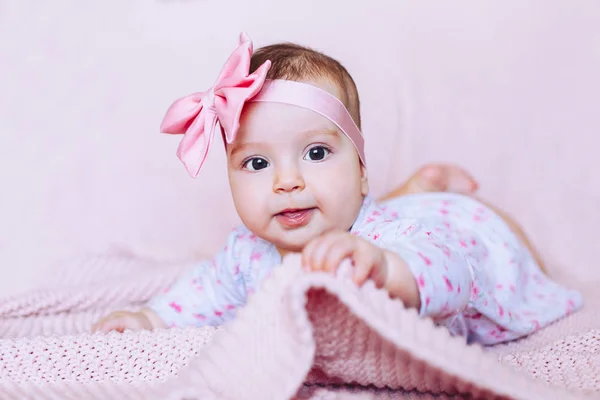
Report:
226,80,368,254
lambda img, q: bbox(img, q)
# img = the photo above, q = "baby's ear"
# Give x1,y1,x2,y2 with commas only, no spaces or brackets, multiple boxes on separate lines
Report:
360,165,369,196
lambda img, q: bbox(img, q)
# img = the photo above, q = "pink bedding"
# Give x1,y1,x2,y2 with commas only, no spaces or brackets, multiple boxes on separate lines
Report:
0,253,597,399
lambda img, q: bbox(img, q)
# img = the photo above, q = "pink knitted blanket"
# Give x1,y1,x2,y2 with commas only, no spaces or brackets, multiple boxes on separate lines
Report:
0,253,598,399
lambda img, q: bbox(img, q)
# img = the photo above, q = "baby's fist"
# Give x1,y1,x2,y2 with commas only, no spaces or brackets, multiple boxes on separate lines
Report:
92,309,163,333
301,230,389,288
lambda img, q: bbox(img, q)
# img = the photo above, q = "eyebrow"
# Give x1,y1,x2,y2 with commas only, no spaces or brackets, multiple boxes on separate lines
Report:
228,142,261,159
306,128,340,140
229,129,340,158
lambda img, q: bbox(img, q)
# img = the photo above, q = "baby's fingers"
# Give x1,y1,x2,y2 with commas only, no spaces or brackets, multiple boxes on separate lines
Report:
302,232,344,272
322,237,356,274
92,317,127,333
352,245,381,286
92,312,143,333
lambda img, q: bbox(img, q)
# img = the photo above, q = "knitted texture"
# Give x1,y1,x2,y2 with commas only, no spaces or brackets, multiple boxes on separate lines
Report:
0,253,598,400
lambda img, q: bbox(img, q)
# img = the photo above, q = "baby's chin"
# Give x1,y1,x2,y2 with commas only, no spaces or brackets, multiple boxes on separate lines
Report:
269,235,312,254
263,228,323,254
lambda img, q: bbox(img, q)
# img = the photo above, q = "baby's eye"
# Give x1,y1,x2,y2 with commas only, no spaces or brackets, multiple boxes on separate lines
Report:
243,157,269,171
304,146,331,162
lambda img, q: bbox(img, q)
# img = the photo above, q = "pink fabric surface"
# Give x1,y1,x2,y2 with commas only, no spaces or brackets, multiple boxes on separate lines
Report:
1,1,599,297
0,254,597,399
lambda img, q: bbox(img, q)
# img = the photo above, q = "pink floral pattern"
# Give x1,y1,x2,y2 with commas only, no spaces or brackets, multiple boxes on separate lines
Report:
147,194,582,345
351,194,582,345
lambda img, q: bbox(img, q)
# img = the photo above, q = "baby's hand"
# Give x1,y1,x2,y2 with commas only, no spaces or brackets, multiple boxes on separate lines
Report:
301,230,421,309
301,230,389,288
91,308,166,333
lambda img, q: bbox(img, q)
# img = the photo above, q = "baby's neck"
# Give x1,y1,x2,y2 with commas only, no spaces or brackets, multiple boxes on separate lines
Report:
276,247,291,259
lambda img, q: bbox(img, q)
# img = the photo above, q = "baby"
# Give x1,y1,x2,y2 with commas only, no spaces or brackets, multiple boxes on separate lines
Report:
93,33,581,345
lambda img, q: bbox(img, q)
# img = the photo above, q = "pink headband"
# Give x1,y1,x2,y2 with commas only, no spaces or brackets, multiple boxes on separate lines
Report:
160,32,366,178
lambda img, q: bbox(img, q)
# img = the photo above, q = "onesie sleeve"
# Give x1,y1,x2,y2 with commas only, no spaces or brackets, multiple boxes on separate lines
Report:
372,217,474,320
146,228,248,328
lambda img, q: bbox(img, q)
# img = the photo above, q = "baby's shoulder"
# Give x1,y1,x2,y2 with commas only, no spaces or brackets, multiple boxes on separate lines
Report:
351,197,402,237
222,225,274,257
224,225,254,249
354,193,495,243
352,194,468,239
364,193,483,223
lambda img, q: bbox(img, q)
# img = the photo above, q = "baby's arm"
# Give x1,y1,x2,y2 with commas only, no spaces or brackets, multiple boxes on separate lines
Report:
93,230,247,333
376,217,473,320
376,214,581,345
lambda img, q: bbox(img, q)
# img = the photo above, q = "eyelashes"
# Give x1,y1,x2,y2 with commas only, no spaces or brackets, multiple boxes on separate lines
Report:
303,145,331,162
242,157,269,171
239,143,334,172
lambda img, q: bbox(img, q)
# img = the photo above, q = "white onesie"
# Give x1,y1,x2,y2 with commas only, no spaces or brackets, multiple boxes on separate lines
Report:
147,193,582,345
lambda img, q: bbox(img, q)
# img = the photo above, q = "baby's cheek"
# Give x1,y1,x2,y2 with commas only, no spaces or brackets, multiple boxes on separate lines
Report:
230,171,271,210
231,188,266,222
237,207,268,238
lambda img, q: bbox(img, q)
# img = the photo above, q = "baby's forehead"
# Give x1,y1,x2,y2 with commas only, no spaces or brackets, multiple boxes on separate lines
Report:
238,121,341,143
230,76,354,151
228,113,343,152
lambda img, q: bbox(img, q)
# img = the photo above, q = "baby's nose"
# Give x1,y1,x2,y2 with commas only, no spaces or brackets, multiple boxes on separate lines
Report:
273,166,305,193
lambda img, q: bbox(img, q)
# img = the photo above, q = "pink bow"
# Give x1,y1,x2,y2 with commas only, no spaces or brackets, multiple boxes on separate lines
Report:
160,33,271,177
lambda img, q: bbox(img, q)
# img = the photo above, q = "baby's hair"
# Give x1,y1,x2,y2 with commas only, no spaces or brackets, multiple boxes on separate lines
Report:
249,42,361,129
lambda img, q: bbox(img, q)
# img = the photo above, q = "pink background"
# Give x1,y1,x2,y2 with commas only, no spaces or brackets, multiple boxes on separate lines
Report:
0,0,598,295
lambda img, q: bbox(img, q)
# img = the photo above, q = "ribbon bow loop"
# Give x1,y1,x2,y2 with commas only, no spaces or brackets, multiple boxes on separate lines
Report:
160,32,271,178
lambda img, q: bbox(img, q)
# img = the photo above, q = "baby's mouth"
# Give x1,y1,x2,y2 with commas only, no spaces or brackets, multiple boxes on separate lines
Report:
275,208,316,229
